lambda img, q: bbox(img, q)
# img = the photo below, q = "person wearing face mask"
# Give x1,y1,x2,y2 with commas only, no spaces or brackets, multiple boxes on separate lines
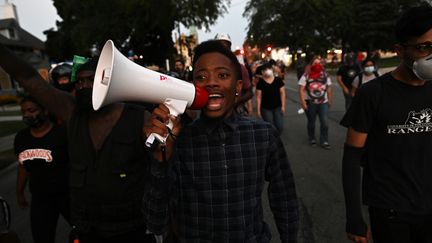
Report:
0,44,171,242
49,63,74,93
298,56,333,149
14,96,70,243
350,58,380,97
340,5,432,243
145,40,299,242
256,62,286,134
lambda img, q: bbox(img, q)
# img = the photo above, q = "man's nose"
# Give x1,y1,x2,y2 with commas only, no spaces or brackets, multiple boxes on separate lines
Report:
205,75,219,87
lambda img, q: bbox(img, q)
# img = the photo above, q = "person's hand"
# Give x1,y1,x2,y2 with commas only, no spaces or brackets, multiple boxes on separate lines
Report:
327,101,332,108
281,106,286,114
143,104,182,162
17,193,29,209
347,229,372,243
256,111,262,118
343,87,350,95
301,102,308,111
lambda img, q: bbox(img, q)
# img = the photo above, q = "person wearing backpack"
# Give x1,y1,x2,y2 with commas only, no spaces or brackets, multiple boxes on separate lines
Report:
350,58,381,97
298,56,333,149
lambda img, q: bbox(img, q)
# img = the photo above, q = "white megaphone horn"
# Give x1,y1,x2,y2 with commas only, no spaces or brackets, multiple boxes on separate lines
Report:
92,40,208,147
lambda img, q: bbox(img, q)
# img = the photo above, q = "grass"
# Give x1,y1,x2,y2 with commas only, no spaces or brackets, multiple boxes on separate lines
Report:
0,149,16,171
378,56,400,68
0,110,21,116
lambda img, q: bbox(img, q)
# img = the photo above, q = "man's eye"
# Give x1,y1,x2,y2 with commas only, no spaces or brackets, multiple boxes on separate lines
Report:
218,73,229,79
415,44,432,52
195,75,206,82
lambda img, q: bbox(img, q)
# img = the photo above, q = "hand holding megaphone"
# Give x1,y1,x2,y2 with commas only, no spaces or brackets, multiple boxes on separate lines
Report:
92,40,209,147
145,98,187,147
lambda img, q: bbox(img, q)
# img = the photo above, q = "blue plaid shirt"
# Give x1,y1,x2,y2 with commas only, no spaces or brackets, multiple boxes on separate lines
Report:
172,114,299,243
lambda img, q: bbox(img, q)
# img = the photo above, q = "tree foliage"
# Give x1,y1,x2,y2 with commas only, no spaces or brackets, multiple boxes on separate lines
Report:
244,0,430,56
44,0,229,64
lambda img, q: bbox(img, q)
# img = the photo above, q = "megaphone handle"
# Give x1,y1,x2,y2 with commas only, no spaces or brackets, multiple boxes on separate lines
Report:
145,120,173,147
145,98,188,147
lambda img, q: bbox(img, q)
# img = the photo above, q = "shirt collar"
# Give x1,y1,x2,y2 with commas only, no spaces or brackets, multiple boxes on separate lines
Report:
196,113,239,135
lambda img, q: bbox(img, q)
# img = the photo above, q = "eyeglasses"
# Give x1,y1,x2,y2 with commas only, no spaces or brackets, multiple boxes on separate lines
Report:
402,42,432,54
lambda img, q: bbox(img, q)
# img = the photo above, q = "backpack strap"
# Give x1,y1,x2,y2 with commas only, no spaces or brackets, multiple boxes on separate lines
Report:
358,73,364,87
373,71,379,78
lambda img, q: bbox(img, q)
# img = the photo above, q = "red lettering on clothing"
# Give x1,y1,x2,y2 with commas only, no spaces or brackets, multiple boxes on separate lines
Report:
18,149,53,164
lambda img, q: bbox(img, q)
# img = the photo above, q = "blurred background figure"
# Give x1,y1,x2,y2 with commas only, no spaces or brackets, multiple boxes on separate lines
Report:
298,56,333,149
295,53,307,80
173,58,191,82
351,58,381,96
337,52,362,110
256,62,286,134
49,63,74,93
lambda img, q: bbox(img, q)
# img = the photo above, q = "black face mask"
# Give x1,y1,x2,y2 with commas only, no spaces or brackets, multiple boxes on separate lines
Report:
75,88,93,111
54,82,75,92
22,114,47,128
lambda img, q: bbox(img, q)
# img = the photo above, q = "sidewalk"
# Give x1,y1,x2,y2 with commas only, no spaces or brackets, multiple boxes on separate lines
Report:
0,104,21,153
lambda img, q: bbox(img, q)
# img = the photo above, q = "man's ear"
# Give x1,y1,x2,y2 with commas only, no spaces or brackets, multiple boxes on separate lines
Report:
394,43,403,56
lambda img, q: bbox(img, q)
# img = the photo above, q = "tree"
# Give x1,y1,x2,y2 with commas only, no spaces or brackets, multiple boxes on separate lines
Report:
44,0,229,65
243,0,430,58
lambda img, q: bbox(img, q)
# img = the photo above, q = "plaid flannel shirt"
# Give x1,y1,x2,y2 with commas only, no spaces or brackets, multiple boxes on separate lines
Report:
172,114,299,243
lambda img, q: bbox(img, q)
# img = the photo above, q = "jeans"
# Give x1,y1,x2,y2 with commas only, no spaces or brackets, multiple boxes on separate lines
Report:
369,207,432,243
343,91,352,111
304,101,329,144
261,107,284,134
30,193,70,243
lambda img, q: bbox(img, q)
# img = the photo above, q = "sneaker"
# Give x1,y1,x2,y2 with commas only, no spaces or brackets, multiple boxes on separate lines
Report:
322,142,331,150
310,139,317,147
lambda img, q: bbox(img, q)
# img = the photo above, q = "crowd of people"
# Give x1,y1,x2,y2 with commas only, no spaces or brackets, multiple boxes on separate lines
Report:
0,4,432,243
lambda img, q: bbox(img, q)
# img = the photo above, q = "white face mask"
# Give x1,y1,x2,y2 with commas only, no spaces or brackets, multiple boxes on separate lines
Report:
364,66,375,74
264,69,274,77
413,53,432,81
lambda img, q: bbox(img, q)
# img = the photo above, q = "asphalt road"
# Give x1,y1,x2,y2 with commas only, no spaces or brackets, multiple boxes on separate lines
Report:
0,68,394,242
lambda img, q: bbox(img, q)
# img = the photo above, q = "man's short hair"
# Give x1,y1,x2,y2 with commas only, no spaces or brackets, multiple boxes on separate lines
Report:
395,5,432,43
175,58,185,65
77,57,99,74
192,40,242,81
20,95,43,110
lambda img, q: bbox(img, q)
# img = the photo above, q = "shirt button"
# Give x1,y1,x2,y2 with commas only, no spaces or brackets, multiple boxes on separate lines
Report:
224,164,228,169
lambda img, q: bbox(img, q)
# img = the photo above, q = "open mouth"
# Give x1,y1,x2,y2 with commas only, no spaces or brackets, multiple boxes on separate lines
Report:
206,93,224,110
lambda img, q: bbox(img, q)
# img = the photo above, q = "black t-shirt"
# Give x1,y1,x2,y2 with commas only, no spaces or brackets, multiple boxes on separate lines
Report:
14,125,69,195
341,73,432,214
337,64,362,88
256,77,285,109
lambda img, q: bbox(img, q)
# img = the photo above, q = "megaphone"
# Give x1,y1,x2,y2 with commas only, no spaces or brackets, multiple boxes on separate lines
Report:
93,40,208,146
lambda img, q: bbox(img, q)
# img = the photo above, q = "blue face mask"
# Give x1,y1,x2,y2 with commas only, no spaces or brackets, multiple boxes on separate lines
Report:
364,66,375,74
